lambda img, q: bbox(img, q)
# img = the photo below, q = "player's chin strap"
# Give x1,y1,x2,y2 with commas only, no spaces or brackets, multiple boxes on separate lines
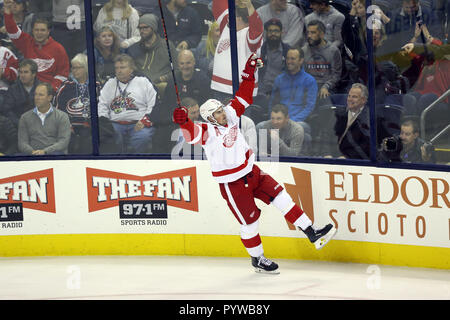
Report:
208,116,221,127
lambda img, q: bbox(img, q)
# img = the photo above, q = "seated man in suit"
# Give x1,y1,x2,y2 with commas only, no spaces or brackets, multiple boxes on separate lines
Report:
334,83,372,159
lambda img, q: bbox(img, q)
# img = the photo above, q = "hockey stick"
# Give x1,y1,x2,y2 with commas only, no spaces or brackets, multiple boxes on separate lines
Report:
157,0,182,108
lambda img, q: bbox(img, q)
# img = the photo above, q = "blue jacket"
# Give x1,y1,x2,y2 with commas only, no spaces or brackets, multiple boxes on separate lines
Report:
269,68,318,122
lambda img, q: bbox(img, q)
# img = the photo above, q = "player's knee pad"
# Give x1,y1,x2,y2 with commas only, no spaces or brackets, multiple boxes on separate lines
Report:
271,190,295,214
240,220,259,239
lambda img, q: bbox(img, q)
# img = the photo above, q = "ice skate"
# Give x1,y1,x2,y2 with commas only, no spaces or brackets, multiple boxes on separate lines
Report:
251,255,280,274
304,224,337,250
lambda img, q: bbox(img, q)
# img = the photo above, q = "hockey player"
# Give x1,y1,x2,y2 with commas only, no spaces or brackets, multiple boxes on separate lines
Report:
172,54,336,274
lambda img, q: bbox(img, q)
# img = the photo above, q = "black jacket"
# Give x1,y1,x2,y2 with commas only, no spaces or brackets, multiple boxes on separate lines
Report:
161,4,202,49
334,105,372,159
2,78,40,126
334,105,392,159
0,114,17,155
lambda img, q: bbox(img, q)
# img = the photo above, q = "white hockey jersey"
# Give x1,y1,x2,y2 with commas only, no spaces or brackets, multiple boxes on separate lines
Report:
97,75,157,122
210,0,263,96
0,46,18,91
181,77,255,183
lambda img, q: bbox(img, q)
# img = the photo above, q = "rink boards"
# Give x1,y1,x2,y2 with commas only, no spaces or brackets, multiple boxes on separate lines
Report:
0,159,449,269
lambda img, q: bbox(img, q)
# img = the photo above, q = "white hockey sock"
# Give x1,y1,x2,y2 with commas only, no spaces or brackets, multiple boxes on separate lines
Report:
271,190,312,230
241,220,264,257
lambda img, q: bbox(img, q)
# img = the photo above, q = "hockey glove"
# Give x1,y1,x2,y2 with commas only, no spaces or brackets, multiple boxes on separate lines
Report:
172,106,189,125
140,114,153,127
241,53,264,82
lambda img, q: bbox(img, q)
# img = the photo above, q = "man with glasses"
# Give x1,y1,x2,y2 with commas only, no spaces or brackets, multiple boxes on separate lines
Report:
97,54,157,154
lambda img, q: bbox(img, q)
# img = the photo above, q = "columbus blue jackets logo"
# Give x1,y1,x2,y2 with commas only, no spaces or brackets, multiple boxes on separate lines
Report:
110,92,138,114
66,97,90,119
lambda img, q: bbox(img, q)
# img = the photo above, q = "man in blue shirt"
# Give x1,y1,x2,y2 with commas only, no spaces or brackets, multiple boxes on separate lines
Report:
269,47,318,123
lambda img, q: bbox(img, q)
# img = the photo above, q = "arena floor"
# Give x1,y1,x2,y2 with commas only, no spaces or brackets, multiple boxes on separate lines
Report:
0,255,448,300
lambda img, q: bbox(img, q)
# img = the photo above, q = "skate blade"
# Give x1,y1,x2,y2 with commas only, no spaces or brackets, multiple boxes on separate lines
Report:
314,226,337,250
254,267,280,275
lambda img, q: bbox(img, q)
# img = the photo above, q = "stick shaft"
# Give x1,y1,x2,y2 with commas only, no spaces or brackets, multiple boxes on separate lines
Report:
157,0,181,108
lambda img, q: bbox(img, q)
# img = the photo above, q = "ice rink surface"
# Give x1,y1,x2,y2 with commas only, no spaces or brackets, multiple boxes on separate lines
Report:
0,255,449,301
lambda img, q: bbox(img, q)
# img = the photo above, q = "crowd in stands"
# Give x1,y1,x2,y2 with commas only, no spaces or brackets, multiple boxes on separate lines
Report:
0,0,448,164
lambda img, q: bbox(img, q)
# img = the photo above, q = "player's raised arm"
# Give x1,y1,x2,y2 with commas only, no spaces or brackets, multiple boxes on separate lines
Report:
172,106,208,145
230,53,263,118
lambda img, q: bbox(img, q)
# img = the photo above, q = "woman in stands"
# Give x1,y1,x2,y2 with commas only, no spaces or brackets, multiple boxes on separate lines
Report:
91,25,124,85
94,0,140,49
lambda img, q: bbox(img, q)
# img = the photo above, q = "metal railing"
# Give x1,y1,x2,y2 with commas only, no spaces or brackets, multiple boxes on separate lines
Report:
420,89,450,140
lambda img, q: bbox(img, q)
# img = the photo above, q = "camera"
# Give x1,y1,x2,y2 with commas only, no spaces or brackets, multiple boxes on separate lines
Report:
382,135,402,152
378,135,403,162
422,142,434,154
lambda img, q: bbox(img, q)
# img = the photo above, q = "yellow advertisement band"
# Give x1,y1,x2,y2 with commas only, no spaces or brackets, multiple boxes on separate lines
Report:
1,233,448,270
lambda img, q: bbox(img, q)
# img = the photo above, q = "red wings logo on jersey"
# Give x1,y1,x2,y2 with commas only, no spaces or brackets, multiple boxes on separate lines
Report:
217,38,230,54
33,58,55,72
222,125,238,148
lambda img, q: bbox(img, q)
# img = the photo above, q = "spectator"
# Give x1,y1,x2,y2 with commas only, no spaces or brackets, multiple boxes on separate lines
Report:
182,96,201,122
302,20,342,102
257,18,290,101
2,59,40,126
174,49,210,105
269,47,318,123
305,0,345,49
162,0,203,50
0,0,34,43
51,0,86,60
127,13,177,96
3,0,69,91
91,25,124,85
194,21,220,79
126,0,159,15
97,54,157,154
156,49,211,154
406,44,449,110
333,83,371,159
0,113,18,156
342,0,390,65
333,83,390,159
18,82,71,155
27,0,52,19
211,0,263,101
385,0,443,46
54,53,98,154
256,103,305,157
256,0,305,47
401,43,449,137
398,118,436,163
356,24,412,95
0,44,19,100
172,96,202,158
94,0,141,49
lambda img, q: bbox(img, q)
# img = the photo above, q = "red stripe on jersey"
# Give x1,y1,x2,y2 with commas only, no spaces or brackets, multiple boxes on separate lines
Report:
212,149,253,177
241,234,262,249
212,74,259,88
284,205,304,225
